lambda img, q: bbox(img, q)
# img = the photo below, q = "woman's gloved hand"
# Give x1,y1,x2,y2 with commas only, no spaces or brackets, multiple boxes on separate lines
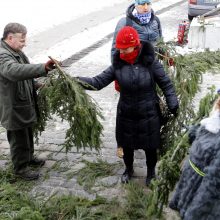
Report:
170,107,179,117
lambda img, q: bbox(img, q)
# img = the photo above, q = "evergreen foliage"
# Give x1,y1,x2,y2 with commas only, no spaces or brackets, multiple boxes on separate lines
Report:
0,172,148,220
34,58,104,152
75,159,120,191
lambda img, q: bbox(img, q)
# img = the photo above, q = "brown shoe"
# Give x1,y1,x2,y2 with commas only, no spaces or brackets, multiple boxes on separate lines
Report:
15,167,39,181
116,147,124,158
29,157,45,167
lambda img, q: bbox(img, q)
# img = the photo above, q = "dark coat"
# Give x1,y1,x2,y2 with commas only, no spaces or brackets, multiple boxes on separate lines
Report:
79,42,178,150
169,121,220,220
111,4,162,58
0,40,47,130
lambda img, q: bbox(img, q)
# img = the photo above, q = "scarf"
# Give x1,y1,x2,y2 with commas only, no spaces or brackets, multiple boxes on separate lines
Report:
133,9,152,24
120,48,140,64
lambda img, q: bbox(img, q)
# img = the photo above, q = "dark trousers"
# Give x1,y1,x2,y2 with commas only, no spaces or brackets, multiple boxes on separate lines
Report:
7,127,34,172
123,147,157,170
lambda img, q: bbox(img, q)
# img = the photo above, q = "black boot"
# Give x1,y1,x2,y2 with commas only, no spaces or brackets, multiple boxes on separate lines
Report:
145,167,156,186
29,156,45,167
15,167,40,181
121,167,134,184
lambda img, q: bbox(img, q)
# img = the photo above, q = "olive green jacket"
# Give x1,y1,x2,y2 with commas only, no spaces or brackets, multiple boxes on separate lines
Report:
0,40,47,130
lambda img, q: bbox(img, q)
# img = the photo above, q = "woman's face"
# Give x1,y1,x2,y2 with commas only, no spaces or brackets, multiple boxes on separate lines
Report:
136,3,151,14
119,47,135,54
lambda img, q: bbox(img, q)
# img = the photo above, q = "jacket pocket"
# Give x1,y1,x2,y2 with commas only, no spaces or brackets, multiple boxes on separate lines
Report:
11,104,36,128
15,81,31,103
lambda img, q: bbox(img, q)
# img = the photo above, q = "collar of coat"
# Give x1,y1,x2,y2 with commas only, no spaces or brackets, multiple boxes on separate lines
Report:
0,39,29,63
0,39,20,57
126,3,155,25
112,41,155,69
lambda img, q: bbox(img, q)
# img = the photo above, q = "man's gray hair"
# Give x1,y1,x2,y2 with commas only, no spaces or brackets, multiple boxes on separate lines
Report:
3,23,27,40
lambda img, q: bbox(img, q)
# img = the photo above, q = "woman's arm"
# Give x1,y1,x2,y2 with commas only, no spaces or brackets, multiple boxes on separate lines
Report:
151,60,178,111
78,65,115,90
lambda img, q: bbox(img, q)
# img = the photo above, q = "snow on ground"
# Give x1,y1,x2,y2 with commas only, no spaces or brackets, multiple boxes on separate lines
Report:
0,0,185,63
0,0,131,37
0,0,182,37
29,0,186,63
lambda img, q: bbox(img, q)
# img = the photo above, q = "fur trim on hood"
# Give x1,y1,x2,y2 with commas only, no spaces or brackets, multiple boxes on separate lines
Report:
200,110,220,134
112,41,155,69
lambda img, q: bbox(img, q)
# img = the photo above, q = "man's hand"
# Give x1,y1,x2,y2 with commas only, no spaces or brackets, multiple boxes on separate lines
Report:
45,60,56,72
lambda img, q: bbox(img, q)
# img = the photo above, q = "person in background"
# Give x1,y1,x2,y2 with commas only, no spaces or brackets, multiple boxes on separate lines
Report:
0,23,56,180
169,97,220,220
77,26,178,186
111,0,162,59
111,0,163,156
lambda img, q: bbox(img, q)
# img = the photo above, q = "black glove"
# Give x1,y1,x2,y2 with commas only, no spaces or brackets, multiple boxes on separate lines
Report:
169,107,179,117
45,60,56,72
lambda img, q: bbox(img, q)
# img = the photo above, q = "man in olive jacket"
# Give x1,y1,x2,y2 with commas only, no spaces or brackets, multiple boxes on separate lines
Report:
0,23,55,180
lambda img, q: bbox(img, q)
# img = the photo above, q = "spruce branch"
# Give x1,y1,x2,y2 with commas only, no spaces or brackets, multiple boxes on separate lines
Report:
33,57,104,152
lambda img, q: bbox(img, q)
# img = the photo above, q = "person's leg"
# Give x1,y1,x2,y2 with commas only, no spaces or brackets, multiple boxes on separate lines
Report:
121,147,134,183
28,127,45,167
145,148,157,186
116,145,124,158
7,128,31,172
7,127,39,180
28,127,34,159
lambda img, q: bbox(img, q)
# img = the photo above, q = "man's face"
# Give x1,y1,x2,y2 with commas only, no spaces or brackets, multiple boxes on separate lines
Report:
7,33,26,51
136,3,151,14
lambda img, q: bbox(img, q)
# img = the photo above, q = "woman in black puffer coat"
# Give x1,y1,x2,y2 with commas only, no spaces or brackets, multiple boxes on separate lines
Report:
78,26,178,185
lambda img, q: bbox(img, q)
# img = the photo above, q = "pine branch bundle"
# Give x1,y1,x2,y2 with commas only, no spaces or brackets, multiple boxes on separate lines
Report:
160,49,220,152
157,45,220,153
34,58,104,152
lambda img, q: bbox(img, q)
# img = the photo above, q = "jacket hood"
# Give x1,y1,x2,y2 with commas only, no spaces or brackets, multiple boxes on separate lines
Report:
126,3,155,25
112,41,155,68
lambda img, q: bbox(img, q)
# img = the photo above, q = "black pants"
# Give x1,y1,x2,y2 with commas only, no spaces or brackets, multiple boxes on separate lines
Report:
123,147,157,170
7,127,34,172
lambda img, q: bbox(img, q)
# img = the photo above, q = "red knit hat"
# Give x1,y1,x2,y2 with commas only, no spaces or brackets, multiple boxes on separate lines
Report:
115,26,140,49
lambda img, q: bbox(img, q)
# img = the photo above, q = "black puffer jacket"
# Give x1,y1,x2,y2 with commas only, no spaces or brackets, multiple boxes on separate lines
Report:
79,42,178,150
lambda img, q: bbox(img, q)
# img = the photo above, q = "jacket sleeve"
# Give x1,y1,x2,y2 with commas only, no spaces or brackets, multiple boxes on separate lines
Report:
184,138,220,220
155,16,162,38
111,17,126,63
151,60,178,110
0,53,47,81
78,66,115,90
